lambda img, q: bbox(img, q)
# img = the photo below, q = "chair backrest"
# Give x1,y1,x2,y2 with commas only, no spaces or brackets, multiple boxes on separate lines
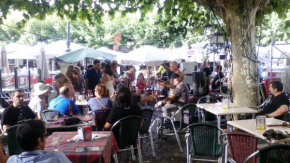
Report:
197,95,219,104
111,115,144,148
0,97,10,108
175,103,199,129
140,109,153,134
93,108,111,131
185,123,221,157
244,144,290,163
226,132,258,163
42,110,60,122
6,124,24,155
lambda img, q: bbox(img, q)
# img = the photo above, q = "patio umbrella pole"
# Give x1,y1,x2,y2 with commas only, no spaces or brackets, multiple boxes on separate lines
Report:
14,68,18,89
28,69,31,92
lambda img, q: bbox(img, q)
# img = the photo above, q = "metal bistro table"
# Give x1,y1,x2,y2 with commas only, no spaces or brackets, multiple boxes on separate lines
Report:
227,118,290,144
197,103,257,143
45,131,119,163
46,114,96,132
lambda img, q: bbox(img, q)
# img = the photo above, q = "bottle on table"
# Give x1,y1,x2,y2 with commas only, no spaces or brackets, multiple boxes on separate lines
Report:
69,103,73,117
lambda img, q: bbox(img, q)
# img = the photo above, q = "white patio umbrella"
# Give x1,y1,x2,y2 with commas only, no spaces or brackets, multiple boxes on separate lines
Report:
38,48,50,80
1,46,10,73
118,46,179,65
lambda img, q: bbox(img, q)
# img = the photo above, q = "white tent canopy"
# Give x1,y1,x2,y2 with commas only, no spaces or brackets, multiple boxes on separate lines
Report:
5,44,37,59
41,40,85,59
117,46,181,65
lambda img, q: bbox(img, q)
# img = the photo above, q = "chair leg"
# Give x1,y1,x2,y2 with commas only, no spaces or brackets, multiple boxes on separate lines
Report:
170,119,183,152
186,135,190,163
113,153,118,163
148,130,155,157
188,154,192,163
137,144,143,163
130,145,136,160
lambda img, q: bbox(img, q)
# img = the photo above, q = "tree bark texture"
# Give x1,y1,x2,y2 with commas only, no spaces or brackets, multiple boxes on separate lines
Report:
223,3,260,106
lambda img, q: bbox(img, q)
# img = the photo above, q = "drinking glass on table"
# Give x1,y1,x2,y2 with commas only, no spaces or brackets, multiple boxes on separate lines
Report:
52,133,60,151
83,107,90,120
78,95,83,102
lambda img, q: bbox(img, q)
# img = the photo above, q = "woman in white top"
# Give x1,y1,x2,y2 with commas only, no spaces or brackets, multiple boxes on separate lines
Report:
101,64,115,96
28,83,50,120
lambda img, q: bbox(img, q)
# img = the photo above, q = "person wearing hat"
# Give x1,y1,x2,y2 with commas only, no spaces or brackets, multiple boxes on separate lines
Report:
1,89,36,132
212,65,225,93
29,83,50,120
157,73,189,117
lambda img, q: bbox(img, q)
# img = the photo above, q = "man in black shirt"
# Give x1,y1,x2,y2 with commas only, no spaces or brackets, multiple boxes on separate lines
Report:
257,81,289,120
1,89,36,131
86,59,102,96
212,65,225,92
161,62,173,79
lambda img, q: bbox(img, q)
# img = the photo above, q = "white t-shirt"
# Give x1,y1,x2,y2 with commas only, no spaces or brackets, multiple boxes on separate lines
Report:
28,96,44,113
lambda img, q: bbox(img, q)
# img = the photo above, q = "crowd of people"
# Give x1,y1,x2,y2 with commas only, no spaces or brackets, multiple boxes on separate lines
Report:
0,58,289,162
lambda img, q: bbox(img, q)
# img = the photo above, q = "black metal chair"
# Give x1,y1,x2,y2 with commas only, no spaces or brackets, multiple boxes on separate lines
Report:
244,144,290,163
93,108,111,131
139,109,155,157
6,124,24,155
111,115,144,163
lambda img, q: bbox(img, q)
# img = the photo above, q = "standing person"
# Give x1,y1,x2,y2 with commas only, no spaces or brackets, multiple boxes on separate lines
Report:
136,73,146,95
202,60,211,79
1,89,36,132
111,62,120,87
126,66,135,84
73,67,86,93
86,59,102,96
159,61,184,90
7,120,71,163
80,66,86,78
48,86,80,116
87,84,112,111
101,64,115,96
212,65,225,93
29,83,50,120
161,62,173,79
52,73,75,98
65,65,75,87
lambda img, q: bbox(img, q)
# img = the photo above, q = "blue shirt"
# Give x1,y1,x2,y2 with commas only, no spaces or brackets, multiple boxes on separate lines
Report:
48,96,80,116
88,97,112,111
258,65,263,78
7,150,71,163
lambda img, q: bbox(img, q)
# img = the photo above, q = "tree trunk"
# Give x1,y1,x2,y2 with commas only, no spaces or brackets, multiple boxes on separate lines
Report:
224,5,260,106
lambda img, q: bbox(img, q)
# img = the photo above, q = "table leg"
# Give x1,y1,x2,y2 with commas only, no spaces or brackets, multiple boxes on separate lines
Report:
160,117,164,147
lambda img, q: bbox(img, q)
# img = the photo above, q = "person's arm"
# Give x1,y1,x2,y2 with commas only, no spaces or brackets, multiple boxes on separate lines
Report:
265,105,289,118
0,144,9,163
104,122,112,131
101,74,107,84
72,102,81,115
157,94,175,107
159,82,176,89
3,125,10,132
140,95,154,102
85,78,89,91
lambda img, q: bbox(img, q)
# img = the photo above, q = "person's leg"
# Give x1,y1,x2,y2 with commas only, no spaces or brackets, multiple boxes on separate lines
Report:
162,104,177,117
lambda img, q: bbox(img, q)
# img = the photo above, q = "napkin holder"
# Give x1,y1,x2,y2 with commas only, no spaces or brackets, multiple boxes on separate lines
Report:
78,126,92,141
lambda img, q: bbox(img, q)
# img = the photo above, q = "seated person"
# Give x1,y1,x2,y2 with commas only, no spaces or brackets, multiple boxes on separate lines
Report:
29,83,50,120
87,84,112,111
48,86,81,116
212,65,225,92
1,89,36,132
7,120,71,163
157,73,189,117
104,87,142,131
256,81,289,120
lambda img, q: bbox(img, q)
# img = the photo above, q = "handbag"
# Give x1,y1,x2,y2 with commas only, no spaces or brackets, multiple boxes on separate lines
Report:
61,117,82,126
